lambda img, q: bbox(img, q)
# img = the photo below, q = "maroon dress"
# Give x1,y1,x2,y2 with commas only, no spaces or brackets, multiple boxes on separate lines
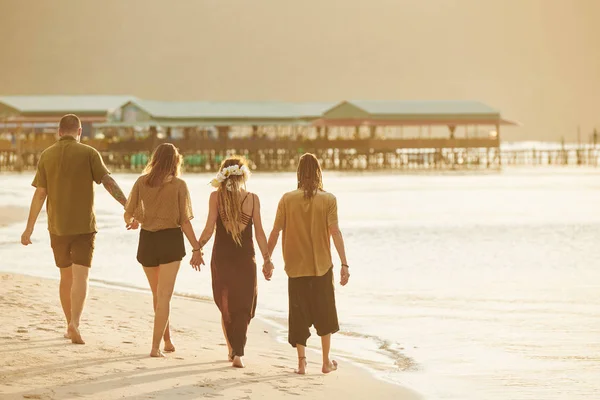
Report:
211,193,258,357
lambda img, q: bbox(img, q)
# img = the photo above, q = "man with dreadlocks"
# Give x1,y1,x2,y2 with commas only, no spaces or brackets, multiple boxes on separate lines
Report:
268,153,350,375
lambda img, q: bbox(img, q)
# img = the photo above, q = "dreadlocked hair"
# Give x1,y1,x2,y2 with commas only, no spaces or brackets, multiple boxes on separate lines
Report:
217,156,250,246
143,143,183,187
297,153,323,200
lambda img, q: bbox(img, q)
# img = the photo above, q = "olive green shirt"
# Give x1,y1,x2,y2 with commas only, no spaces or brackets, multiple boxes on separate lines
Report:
32,136,110,236
273,189,339,278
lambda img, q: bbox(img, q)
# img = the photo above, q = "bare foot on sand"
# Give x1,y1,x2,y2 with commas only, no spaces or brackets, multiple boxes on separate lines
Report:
164,341,175,353
232,356,245,368
322,359,338,374
228,353,234,362
67,324,85,345
295,357,307,375
150,349,165,358
64,331,70,339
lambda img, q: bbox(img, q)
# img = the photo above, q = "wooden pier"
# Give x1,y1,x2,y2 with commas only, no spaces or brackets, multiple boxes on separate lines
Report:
2,135,598,173
10,96,583,173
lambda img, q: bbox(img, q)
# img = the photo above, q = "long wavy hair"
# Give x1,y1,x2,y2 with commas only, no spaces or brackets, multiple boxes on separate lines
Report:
217,156,250,246
297,153,323,199
143,143,183,187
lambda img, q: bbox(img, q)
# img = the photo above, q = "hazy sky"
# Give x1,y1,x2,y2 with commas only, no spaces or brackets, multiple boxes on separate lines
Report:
1,0,599,141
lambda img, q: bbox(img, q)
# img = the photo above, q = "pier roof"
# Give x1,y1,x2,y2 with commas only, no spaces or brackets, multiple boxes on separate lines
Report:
314,100,518,126
123,100,336,120
0,95,135,121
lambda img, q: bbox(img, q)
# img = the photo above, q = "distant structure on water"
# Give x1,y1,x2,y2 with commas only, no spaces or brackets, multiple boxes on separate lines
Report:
2,94,584,172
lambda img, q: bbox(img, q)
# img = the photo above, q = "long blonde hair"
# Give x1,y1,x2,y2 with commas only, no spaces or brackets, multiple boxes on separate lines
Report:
217,156,250,246
143,143,183,187
297,153,323,199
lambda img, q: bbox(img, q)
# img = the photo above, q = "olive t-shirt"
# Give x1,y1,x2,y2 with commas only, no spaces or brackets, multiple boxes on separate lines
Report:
273,189,339,278
32,136,110,236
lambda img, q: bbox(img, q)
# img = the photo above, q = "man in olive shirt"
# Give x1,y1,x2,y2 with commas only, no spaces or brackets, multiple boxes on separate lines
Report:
267,153,350,375
21,114,131,345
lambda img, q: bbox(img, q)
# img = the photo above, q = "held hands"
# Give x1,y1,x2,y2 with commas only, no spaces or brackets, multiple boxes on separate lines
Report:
262,260,275,281
126,220,139,230
190,248,204,271
124,213,139,230
340,265,350,286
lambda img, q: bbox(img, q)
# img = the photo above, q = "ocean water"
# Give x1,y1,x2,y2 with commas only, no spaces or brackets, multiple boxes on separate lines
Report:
1,168,599,400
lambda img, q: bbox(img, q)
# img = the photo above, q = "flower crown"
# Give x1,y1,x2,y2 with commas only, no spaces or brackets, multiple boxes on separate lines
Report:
210,164,251,189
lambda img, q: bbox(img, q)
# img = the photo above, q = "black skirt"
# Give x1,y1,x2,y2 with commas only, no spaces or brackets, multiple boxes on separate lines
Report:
137,227,186,267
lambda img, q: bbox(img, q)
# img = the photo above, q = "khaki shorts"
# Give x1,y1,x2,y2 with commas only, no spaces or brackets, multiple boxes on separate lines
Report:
49,233,96,268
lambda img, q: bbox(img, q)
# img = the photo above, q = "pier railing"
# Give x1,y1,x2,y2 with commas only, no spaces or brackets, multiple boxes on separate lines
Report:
1,137,598,172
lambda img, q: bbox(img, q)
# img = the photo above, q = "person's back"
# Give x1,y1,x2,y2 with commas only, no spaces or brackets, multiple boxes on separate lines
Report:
268,153,350,375
37,135,109,236
124,143,202,358
276,189,337,278
21,114,130,345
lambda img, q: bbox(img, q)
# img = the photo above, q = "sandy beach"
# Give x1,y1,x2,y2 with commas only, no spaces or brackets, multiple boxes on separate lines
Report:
0,273,419,400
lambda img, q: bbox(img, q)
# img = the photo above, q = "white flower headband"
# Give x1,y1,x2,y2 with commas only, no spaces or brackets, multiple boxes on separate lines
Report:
210,164,251,190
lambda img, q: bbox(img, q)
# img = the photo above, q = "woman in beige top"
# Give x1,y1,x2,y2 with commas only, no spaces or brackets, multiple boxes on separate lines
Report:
125,143,203,357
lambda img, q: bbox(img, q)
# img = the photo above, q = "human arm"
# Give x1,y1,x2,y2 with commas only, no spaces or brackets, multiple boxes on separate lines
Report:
327,196,349,286
178,180,202,269
21,187,47,245
330,223,350,286
266,196,285,279
251,194,274,280
197,191,218,250
123,178,140,230
181,220,203,270
90,149,127,207
102,174,128,207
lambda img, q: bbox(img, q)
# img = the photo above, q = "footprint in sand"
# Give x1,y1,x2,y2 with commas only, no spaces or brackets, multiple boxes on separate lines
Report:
36,327,57,332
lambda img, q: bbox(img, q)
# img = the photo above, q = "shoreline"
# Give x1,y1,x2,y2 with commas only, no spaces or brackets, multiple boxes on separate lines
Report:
0,272,421,400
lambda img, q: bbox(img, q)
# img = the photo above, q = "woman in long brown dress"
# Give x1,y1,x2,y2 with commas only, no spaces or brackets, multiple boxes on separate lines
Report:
197,156,274,368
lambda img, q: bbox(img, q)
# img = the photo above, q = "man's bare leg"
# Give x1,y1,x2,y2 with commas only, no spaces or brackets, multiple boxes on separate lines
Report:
321,334,338,373
143,267,175,352
68,264,89,344
59,267,73,338
295,344,307,375
150,261,180,357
